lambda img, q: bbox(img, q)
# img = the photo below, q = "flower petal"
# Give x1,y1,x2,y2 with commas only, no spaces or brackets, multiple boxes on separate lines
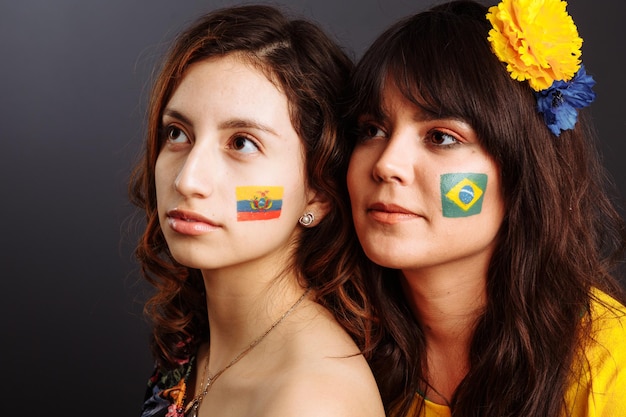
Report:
534,65,595,135
487,0,582,91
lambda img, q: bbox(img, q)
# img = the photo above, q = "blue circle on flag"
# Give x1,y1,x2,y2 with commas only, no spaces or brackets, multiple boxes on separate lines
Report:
459,185,475,204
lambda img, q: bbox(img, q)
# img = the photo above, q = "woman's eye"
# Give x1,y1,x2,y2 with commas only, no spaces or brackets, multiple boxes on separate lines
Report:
165,126,189,144
360,124,386,140
430,130,459,146
231,135,259,153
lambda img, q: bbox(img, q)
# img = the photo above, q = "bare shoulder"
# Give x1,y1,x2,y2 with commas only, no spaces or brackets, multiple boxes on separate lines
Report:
258,355,385,417
254,303,385,417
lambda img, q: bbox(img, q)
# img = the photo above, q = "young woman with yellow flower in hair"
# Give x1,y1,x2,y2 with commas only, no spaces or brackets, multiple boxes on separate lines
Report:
345,0,626,416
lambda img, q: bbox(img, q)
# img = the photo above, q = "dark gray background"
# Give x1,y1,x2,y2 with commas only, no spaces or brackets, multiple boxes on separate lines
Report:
1,1,624,415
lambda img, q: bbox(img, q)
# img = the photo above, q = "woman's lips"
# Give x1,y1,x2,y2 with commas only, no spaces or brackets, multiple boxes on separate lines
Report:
367,202,419,224
166,209,220,235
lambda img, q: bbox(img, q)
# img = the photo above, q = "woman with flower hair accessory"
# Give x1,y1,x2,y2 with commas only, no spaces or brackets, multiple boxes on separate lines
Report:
130,4,385,417
345,0,626,416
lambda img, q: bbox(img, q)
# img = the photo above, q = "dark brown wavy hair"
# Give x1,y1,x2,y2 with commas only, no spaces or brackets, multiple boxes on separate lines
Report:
344,1,626,416
129,4,372,370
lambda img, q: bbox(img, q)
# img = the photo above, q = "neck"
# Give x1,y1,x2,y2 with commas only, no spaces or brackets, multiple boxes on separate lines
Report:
200,266,307,371
188,277,310,416
403,276,484,343
400,266,487,404
401,258,487,343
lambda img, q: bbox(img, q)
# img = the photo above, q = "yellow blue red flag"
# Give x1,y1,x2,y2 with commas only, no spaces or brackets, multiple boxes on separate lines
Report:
236,186,283,221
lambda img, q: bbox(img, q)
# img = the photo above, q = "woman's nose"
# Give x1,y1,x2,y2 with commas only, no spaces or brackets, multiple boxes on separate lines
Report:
174,145,215,198
371,134,416,185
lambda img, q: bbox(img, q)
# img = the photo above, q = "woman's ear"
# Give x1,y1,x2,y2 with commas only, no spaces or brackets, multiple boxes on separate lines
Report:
299,190,331,227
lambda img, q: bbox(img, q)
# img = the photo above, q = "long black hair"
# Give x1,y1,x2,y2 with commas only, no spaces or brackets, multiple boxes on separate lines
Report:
345,1,626,415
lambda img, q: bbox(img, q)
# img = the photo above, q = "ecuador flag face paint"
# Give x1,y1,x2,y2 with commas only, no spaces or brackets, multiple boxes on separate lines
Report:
440,173,487,218
236,186,283,221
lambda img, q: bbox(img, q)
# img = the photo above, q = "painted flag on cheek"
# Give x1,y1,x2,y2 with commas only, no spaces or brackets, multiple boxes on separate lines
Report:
236,186,283,221
440,173,487,218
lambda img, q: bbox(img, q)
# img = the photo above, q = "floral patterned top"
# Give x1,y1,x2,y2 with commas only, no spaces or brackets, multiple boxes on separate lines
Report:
141,356,195,417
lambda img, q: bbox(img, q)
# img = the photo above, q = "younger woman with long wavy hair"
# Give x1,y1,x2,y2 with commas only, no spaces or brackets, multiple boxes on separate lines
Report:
130,5,384,417
345,1,626,416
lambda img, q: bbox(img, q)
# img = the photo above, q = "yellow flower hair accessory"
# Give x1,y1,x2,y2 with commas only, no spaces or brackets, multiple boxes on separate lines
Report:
486,0,596,136
486,0,582,91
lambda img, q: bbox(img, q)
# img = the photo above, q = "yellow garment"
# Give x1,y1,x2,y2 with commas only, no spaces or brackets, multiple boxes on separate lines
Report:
397,289,626,417
565,289,626,416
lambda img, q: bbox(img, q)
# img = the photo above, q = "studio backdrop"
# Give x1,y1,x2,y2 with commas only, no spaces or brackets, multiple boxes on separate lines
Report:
1,1,624,416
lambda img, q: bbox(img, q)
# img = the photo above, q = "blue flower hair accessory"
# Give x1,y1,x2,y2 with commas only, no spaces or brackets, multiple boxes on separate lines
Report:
486,0,596,136
534,64,596,136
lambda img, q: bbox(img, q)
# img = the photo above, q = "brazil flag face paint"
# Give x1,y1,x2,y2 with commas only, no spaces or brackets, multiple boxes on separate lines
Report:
440,173,488,218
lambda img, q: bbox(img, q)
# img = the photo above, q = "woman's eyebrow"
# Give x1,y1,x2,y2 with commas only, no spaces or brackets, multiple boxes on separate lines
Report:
162,109,192,126
162,109,279,137
218,119,279,136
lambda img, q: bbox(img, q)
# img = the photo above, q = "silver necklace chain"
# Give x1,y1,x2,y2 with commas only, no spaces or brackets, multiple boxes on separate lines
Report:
185,288,311,417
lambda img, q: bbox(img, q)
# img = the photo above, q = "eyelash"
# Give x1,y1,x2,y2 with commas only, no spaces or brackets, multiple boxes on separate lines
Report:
162,125,189,144
427,130,460,148
356,123,386,142
227,134,260,154
356,122,460,148
160,123,262,156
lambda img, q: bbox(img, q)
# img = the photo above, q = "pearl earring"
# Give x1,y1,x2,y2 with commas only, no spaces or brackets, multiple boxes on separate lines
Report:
298,212,314,227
